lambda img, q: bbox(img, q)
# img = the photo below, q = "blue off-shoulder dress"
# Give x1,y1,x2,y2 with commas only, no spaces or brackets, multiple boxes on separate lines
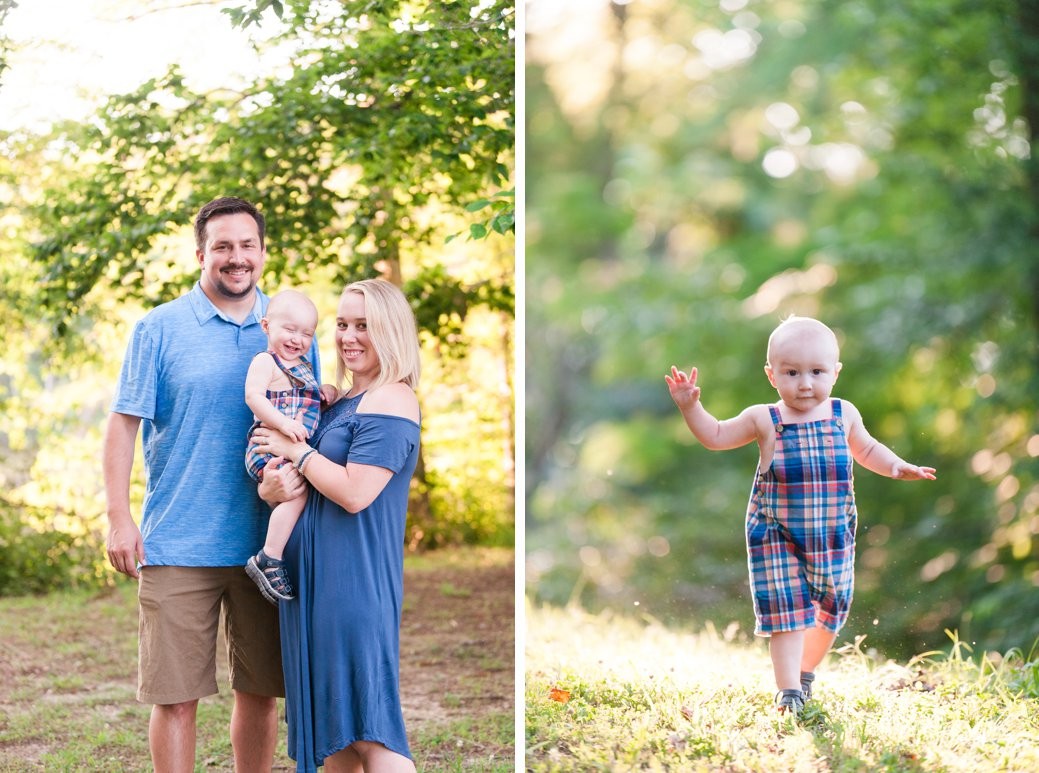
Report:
279,392,420,771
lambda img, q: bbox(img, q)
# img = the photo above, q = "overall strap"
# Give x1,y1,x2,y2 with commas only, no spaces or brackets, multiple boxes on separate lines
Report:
831,398,843,419
269,350,315,389
767,404,783,428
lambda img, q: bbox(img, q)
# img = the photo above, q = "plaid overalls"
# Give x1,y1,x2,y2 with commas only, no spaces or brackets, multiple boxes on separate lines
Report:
244,351,322,482
746,399,857,635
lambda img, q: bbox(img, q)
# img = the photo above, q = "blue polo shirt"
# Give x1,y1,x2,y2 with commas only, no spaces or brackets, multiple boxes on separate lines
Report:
111,283,321,566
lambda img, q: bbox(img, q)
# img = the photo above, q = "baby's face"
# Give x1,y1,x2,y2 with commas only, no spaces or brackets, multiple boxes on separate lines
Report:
264,302,317,364
765,328,841,413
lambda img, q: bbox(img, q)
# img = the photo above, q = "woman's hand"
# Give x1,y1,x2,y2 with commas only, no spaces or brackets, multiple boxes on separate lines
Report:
257,456,307,504
253,424,310,464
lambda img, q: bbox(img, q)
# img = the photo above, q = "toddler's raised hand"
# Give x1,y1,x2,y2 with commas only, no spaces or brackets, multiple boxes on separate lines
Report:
665,365,702,409
892,461,937,481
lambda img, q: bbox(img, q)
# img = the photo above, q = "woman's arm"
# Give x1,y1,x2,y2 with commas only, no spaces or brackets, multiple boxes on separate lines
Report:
255,383,419,513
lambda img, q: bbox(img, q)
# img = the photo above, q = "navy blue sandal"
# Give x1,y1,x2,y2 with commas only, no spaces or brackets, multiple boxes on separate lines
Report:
245,551,295,604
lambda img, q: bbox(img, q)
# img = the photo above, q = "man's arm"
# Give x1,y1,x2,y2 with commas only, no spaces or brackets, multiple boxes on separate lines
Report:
103,412,145,579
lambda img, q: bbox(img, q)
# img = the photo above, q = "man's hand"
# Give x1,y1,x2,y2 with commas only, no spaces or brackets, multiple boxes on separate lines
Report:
257,456,307,505
665,365,702,410
107,516,145,580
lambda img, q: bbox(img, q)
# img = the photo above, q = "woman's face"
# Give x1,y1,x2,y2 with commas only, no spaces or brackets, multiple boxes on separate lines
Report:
335,291,379,382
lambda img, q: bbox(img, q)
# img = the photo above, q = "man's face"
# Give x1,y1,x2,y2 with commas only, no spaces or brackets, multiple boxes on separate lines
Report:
196,212,266,301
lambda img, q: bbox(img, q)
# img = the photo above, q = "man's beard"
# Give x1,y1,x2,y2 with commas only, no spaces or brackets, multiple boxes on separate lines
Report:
214,265,256,299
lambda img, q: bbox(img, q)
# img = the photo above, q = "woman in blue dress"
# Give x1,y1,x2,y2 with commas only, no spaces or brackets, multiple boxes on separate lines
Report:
254,278,421,772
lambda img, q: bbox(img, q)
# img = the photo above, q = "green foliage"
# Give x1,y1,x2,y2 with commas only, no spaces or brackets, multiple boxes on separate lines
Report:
405,262,514,356
526,0,1039,658
422,467,515,548
452,189,517,242
0,499,107,595
0,0,17,86
20,0,514,345
222,0,285,29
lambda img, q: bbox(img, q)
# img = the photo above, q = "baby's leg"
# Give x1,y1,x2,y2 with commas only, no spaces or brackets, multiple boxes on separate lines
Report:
261,493,307,560
801,625,837,674
769,630,806,692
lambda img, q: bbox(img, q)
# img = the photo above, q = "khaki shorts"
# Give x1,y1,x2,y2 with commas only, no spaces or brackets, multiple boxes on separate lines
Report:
137,565,284,705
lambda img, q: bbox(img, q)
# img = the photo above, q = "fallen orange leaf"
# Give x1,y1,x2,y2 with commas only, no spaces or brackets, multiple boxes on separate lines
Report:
549,686,571,703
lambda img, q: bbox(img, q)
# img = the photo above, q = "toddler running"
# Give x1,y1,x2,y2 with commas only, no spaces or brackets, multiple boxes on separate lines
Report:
244,289,336,604
665,315,936,716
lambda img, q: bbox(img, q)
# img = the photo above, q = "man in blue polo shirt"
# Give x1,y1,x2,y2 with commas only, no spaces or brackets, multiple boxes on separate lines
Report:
103,196,316,771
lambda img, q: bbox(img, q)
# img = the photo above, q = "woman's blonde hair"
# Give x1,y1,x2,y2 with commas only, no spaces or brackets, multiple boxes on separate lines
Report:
335,278,421,392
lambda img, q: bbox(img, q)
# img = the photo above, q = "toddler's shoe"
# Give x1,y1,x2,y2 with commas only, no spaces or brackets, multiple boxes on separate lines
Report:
246,550,295,605
775,688,805,716
800,671,815,701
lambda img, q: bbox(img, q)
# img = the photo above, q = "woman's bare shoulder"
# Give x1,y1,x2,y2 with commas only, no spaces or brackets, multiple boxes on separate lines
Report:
357,382,420,422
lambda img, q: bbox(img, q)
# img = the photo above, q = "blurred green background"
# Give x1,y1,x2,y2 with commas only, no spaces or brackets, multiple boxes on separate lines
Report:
524,0,1039,659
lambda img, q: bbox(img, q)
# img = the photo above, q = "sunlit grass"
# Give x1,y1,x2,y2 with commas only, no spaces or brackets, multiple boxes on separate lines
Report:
526,602,1039,771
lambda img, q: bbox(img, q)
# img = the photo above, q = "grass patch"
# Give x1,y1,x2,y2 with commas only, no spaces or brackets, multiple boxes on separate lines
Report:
439,582,473,599
526,602,1039,771
414,713,515,772
0,546,514,771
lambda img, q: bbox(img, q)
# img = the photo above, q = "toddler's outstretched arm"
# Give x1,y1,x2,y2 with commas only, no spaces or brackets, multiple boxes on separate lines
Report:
665,365,760,450
891,460,937,480
843,400,936,480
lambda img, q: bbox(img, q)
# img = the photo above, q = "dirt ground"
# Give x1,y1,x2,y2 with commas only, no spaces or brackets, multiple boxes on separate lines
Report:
399,550,516,748
401,555,515,715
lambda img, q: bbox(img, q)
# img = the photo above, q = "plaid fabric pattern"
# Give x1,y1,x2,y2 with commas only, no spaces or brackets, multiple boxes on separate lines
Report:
245,352,323,482
746,399,857,635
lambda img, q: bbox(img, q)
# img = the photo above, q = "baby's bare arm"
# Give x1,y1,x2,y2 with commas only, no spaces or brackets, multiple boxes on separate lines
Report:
245,355,308,441
666,366,764,450
842,400,936,480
